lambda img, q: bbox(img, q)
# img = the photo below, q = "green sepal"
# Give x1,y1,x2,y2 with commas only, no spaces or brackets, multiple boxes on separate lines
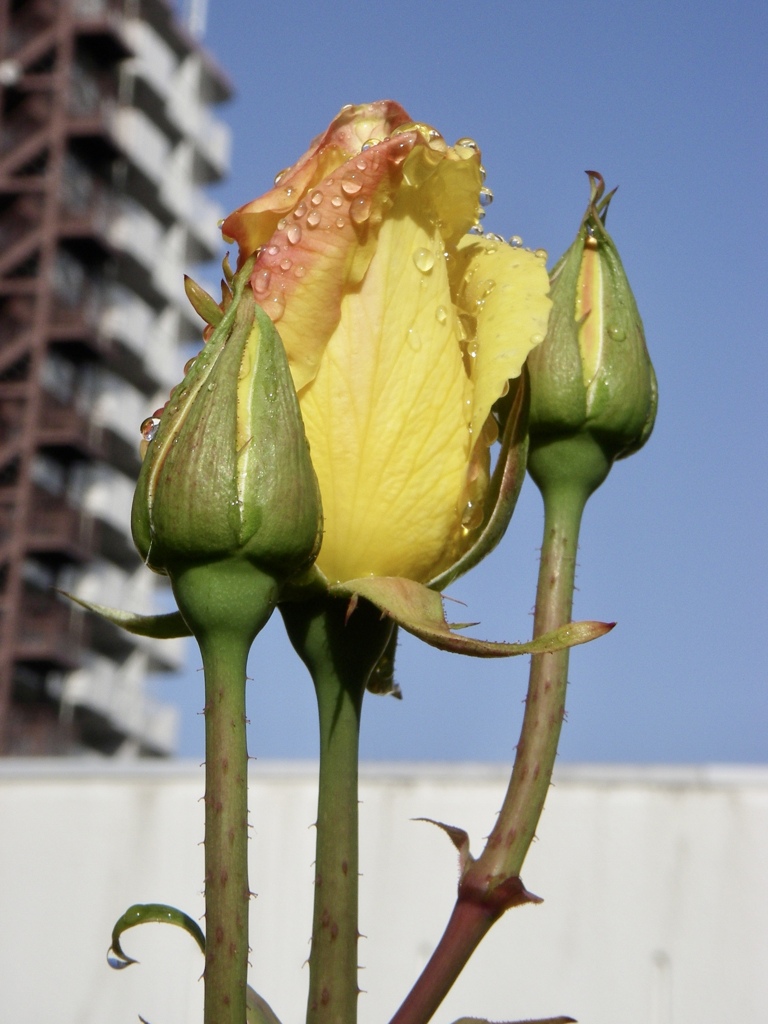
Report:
184,275,224,327
59,591,192,638
107,903,205,968
431,372,529,592
331,576,614,658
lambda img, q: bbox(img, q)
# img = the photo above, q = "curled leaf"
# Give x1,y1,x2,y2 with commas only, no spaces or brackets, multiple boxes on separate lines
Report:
60,591,192,639
107,903,205,969
331,576,613,657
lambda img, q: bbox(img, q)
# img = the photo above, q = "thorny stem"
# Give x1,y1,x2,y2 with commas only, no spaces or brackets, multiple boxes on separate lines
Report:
172,560,278,1024
389,435,610,1024
281,598,392,1024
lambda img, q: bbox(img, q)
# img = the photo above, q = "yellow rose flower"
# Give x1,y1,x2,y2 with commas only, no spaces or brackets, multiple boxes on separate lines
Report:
222,101,551,586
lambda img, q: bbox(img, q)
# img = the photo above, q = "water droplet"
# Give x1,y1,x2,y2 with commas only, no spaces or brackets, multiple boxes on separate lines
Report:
609,323,626,341
436,305,448,324
207,382,215,391
461,501,483,531
500,380,510,398
509,235,523,248
485,232,504,246
335,216,346,229
534,248,548,261
294,265,306,278
286,224,302,245
531,332,544,346
331,195,343,208
310,190,323,206
306,209,322,228
349,197,371,224
107,951,134,971
412,248,435,273
341,174,363,195
407,328,421,351
390,139,410,165
361,138,380,151
265,293,285,322
140,416,161,443
455,137,479,152
479,186,494,207
280,257,292,271
265,245,278,257
293,201,307,219
478,279,496,300
469,223,484,235
183,356,196,375
273,167,289,186
355,158,367,171
253,268,271,294
277,217,288,230
478,164,487,183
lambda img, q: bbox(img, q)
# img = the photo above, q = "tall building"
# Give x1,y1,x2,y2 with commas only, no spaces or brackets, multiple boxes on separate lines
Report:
0,0,231,755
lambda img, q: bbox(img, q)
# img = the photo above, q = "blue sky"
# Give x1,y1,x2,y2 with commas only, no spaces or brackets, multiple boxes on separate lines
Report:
160,1,767,763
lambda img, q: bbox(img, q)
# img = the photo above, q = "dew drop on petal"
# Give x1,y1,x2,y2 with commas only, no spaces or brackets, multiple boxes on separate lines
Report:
253,268,271,295
436,305,448,324
286,224,302,245
355,158,367,171
407,328,421,351
509,235,523,248
280,257,292,271
341,174,363,195
534,248,548,261
412,248,435,273
277,217,288,231
609,323,626,341
361,138,380,151
265,293,286,322
306,209,322,228
310,190,323,205
266,245,279,256
140,416,161,443
183,356,196,375
479,186,494,207
273,167,289,186
293,201,307,219
461,500,484,532
335,216,346,229
455,137,479,152
349,197,371,224
331,194,343,208
531,333,544,346
294,265,306,278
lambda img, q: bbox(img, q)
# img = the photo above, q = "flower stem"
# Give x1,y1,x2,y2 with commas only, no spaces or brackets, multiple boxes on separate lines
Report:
281,597,392,1024
172,560,278,1024
389,435,611,1024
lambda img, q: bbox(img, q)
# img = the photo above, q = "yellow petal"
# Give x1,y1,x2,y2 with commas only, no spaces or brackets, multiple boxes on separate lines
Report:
299,209,471,583
453,237,552,450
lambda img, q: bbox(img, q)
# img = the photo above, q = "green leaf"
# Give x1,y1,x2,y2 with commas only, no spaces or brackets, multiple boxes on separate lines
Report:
246,986,284,1024
331,577,613,658
107,903,205,969
60,591,192,639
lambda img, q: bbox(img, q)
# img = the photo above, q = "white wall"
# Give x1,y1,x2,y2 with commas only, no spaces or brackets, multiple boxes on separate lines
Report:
0,762,765,1024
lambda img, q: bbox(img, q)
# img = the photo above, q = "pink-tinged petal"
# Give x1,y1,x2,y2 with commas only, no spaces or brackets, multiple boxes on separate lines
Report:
222,101,413,259
243,130,420,393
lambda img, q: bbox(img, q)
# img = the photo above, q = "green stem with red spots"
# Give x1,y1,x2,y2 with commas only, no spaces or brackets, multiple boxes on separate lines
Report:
389,434,611,1024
